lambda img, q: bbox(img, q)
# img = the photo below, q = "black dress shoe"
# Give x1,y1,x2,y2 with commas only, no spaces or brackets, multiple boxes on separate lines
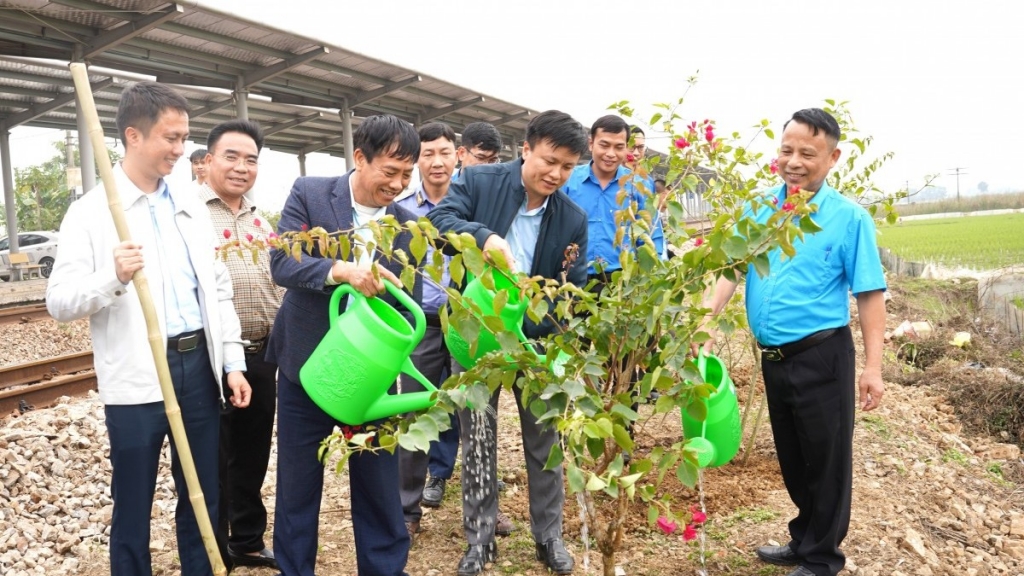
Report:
456,542,498,576
786,567,816,576
535,538,574,574
755,544,800,566
228,547,279,570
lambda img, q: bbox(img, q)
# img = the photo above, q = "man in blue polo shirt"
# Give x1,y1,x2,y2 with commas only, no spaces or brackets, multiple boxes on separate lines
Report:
696,108,886,576
562,115,664,284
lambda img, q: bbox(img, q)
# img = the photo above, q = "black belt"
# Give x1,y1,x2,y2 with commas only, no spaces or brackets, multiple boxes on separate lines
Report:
244,338,266,355
425,314,442,328
167,329,204,353
759,328,840,362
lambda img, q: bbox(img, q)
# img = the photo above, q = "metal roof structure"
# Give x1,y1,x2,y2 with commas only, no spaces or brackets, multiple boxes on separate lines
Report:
0,0,538,158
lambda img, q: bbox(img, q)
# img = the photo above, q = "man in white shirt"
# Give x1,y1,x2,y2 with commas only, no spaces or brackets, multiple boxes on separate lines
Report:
47,81,251,576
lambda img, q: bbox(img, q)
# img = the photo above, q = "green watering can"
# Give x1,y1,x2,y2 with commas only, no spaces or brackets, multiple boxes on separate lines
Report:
445,267,571,377
682,353,741,468
444,267,531,369
299,281,437,425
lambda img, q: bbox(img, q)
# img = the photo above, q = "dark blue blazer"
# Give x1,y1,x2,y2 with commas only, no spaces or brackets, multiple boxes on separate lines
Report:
428,158,588,340
266,172,422,383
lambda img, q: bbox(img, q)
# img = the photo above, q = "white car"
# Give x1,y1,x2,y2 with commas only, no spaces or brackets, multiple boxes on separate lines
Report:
0,230,59,281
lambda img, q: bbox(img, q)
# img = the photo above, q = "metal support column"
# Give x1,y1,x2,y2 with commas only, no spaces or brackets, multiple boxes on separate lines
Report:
235,77,254,202
340,99,354,171
298,152,307,177
234,76,249,121
75,91,97,192
1,129,23,280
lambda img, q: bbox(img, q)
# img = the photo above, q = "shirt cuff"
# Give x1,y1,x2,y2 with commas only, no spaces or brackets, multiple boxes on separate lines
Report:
224,361,246,374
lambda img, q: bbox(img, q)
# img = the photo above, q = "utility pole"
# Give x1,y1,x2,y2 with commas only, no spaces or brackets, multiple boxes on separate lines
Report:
948,167,968,202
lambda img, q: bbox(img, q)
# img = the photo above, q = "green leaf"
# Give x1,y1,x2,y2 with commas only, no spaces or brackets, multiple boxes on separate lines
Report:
799,216,823,234
654,393,677,414
544,444,564,471
583,421,605,439
585,473,607,492
612,423,634,451
686,399,708,423
409,232,427,263
587,436,605,459
676,459,699,488
463,248,486,277
619,472,643,489
567,465,585,493
492,287,509,316
723,236,748,260
611,403,640,423
765,128,775,140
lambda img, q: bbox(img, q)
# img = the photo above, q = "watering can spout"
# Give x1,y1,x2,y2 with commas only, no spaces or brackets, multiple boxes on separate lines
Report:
363,357,438,422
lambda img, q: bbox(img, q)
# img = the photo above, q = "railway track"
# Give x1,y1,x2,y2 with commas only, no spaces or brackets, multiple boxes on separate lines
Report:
0,302,51,325
0,351,96,414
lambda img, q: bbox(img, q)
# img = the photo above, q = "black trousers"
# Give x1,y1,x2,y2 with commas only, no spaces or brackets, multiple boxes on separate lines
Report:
217,352,278,558
761,326,855,576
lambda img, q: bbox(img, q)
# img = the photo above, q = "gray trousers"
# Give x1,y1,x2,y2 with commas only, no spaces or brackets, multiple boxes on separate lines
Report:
398,325,457,522
455,364,564,546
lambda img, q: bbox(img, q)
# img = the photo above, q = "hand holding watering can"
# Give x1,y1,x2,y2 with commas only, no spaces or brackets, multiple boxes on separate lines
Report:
444,266,568,372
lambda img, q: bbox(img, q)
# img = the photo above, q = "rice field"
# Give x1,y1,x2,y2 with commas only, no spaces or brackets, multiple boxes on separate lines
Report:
877,213,1024,270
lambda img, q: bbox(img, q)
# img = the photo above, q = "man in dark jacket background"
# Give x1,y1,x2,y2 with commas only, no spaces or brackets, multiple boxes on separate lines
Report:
428,110,588,576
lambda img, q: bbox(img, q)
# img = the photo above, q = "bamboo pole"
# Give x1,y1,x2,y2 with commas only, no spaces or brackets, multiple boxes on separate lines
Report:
69,63,226,576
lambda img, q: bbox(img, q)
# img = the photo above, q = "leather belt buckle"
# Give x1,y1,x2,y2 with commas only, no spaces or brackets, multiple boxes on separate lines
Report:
244,339,265,354
761,347,784,362
174,332,200,353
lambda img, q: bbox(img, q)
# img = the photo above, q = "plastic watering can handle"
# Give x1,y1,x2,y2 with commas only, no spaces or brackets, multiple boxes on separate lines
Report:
382,279,427,345
330,280,427,345
697,351,708,378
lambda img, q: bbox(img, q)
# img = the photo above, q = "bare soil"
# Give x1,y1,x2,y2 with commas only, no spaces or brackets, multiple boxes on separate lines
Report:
22,275,1024,576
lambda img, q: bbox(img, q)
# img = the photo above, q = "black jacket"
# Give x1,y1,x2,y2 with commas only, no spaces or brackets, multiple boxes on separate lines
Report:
428,159,588,339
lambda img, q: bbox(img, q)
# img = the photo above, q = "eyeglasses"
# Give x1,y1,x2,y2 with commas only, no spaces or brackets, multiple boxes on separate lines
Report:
216,153,259,168
630,144,646,153
470,150,500,164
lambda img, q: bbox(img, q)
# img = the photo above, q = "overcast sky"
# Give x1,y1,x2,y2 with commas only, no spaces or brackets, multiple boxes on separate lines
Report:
7,0,1021,213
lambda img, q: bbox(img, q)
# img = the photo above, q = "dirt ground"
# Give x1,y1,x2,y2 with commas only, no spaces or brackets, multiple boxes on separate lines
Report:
71,276,1024,575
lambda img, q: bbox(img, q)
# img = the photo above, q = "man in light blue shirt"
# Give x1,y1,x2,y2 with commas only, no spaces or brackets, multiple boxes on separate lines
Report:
698,108,886,576
563,115,664,281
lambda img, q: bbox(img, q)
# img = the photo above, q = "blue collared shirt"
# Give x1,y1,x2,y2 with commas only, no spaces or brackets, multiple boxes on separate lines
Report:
145,181,204,337
396,183,451,314
563,162,665,274
505,197,548,275
744,183,887,346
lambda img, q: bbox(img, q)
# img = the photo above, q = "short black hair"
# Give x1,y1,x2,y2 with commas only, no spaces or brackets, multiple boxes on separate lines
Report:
590,115,629,138
207,119,265,153
654,177,667,185
629,125,646,137
784,108,841,146
189,148,207,163
524,110,588,157
116,81,189,146
460,122,502,153
418,122,456,144
354,115,420,163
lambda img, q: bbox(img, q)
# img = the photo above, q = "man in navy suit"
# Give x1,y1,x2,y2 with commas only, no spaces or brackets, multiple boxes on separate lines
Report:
266,115,422,576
